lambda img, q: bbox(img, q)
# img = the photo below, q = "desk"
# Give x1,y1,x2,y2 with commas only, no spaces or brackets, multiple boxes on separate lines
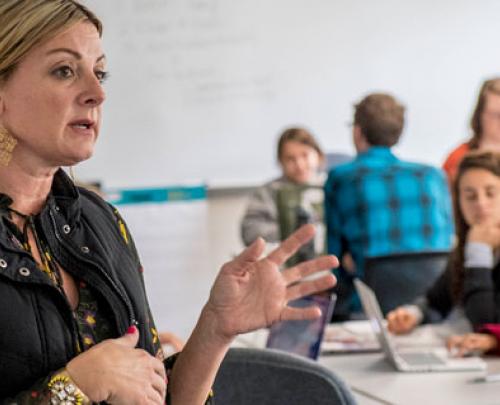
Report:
233,322,500,405
319,352,500,405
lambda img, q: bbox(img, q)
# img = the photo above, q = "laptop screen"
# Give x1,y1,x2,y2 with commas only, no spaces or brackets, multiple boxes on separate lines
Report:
266,293,336,360
353,279,400,364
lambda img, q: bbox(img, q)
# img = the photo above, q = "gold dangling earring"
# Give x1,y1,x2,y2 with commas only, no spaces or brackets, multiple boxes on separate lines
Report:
0,125,17,166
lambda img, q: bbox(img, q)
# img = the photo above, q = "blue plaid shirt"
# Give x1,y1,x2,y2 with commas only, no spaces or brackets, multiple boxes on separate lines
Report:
325,147,454,279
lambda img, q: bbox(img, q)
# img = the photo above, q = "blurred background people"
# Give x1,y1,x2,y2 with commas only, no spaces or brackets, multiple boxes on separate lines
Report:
443,78,500,183
241,127,326,265
387,152,500,338
325,93,454,319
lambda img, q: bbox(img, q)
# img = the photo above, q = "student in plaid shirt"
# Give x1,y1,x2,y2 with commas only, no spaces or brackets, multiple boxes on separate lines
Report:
325,93,454,317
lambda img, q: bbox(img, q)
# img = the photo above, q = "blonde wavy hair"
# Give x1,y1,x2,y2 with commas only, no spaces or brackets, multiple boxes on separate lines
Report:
0,0,102,85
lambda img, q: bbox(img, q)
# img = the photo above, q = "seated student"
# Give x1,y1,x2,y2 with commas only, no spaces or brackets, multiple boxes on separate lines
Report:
443,77,500,183
241,127,326,262
325,93,454,318
387,151,500,335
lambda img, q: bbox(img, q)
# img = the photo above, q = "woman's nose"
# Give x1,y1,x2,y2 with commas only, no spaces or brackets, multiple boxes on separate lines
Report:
78,75,106,107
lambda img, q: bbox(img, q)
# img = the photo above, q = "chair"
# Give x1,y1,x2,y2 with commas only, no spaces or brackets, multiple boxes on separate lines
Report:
364,251,449,315
213,347,357,405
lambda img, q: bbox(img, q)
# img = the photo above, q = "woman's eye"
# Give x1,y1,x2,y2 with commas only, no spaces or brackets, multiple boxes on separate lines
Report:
52,66,74,79
95,70,109,84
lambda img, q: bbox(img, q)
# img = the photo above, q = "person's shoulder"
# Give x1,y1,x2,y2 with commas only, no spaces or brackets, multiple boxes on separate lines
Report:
396,159,448,182
444,142,470,162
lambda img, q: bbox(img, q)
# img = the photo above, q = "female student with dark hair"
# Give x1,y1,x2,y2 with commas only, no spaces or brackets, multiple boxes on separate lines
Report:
387,151,500,339
0,1,337,402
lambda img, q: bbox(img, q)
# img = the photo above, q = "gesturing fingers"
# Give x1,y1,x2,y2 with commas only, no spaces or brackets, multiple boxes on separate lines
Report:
282,255,339,285
234,237,266,265
267,224,316,266
286,273,336,302
281,305,322,322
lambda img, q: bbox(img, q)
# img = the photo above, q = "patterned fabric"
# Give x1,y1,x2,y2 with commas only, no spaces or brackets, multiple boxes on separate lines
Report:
325,146,454,279
75,280,116,351
4,210,213,404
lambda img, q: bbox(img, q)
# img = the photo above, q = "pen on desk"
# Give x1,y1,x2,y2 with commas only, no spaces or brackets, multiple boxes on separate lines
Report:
473,373,500,383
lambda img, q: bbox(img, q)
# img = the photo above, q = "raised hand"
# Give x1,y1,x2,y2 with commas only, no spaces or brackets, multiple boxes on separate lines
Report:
204,224,337,340
66,326,166,404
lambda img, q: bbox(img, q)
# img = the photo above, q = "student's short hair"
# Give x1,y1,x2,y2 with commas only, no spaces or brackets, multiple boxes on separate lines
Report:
276,127,324,163
469,78,500,148
0,0,102,85
354,93,405,147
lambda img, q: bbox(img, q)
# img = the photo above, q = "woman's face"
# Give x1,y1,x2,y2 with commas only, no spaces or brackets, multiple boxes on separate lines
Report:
480,92,500,143
279,140,321,184
0,21,106,170
459,168,500,226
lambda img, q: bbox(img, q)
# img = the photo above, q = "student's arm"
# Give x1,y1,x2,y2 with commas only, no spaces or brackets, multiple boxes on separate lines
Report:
421,260,455,322
240,184,279,246
388,261,453,334
462,241,499,326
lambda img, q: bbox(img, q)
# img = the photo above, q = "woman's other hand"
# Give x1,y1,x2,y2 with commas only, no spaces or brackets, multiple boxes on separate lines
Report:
204,224,337,341
386,307,418,335
66,326,166,404
447,333,498,357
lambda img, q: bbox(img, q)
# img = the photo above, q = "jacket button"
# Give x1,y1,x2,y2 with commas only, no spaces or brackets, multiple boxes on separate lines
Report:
0,259,7,268
62,224,71,234
19,267,30,276
81,246,90,254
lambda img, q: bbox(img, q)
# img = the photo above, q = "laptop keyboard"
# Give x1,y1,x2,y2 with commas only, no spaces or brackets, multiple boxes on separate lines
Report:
398,351,446,366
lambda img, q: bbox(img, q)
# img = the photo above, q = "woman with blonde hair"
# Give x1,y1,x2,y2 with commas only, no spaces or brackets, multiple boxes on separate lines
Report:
0,1,336,402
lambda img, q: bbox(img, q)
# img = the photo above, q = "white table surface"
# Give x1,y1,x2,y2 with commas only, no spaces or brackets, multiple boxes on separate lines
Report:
233,321,500,405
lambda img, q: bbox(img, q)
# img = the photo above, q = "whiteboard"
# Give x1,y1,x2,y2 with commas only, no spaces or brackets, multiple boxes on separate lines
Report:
79,0,500,188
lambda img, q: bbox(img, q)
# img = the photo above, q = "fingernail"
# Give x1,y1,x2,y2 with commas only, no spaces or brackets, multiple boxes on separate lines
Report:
127,325,137,334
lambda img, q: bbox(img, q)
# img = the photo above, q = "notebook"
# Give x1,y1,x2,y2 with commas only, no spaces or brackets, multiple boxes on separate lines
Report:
266,293,336,360
354,279,486,372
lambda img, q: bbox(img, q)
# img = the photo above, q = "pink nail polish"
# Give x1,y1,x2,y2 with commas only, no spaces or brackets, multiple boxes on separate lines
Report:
126,325,137,334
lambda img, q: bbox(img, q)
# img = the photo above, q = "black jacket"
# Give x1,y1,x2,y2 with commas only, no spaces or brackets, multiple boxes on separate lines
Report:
0,170,158,397
421,257,500,327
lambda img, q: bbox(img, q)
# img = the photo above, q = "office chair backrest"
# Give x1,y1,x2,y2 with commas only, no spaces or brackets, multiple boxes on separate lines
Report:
213,347,357,405
364,251,449,315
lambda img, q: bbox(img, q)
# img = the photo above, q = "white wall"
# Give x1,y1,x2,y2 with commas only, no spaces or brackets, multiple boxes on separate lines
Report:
81,0,500,188
77,0,500,338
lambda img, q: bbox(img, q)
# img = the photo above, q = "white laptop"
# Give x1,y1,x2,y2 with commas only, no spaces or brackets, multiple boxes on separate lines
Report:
354,279,486,372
